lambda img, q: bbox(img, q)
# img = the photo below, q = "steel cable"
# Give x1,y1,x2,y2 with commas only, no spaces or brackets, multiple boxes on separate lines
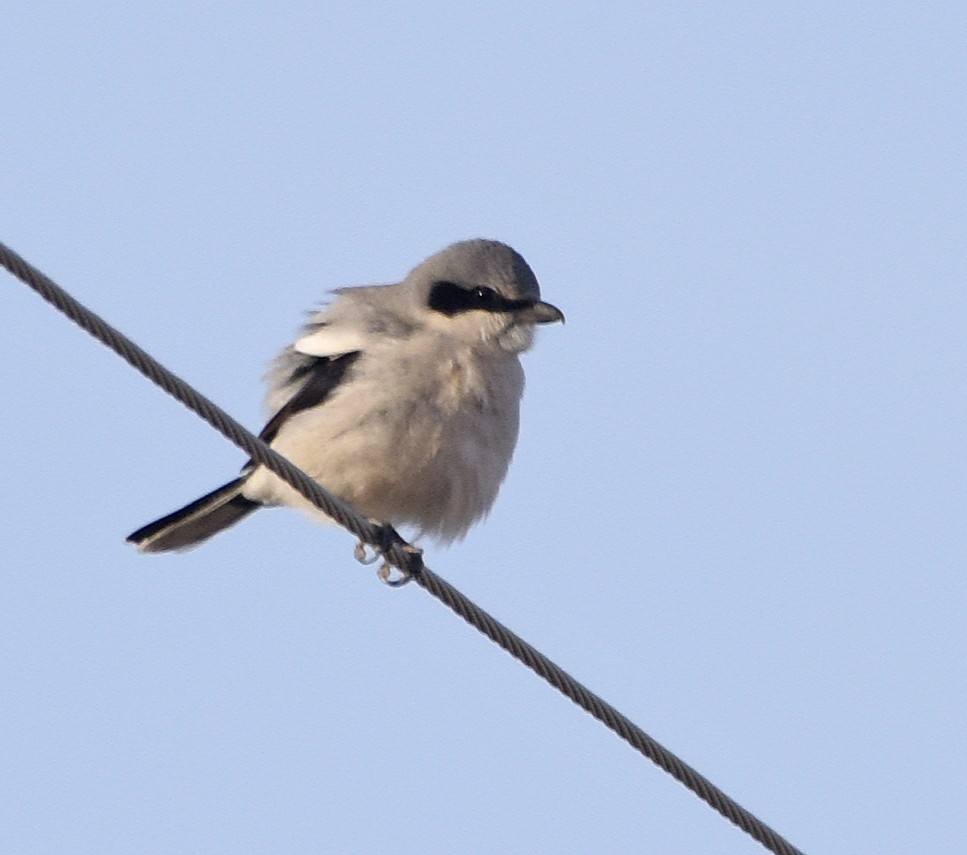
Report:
2,239,806,855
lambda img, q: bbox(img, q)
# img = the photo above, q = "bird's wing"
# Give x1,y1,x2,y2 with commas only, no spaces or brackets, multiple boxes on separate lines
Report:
258,287,409,449
258,348,361,445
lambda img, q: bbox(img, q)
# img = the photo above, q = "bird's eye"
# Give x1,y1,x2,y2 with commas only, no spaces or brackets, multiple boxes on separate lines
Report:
474,286,498,304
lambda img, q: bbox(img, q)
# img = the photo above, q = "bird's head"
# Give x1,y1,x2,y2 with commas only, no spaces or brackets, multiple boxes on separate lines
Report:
408,239,564,353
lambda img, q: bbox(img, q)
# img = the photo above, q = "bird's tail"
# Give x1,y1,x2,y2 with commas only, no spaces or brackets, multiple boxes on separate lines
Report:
126,478,260,553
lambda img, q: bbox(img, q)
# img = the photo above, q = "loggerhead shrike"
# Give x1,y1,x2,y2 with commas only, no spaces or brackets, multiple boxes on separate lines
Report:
127,239,564,553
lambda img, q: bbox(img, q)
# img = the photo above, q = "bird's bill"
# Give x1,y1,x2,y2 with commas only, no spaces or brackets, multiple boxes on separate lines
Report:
516,300,565,325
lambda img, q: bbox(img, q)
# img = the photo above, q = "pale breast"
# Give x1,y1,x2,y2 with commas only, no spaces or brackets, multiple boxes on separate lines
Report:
246,336,526,543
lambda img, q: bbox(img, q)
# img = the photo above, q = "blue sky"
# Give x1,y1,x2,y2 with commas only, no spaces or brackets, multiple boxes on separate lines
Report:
2,3,965,853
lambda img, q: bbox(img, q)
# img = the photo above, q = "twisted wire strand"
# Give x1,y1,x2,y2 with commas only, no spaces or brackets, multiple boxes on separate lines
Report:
1,240,805,855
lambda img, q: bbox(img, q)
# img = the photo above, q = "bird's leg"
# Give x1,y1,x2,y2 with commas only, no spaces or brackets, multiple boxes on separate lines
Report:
370,520,403,555
353,521,402,564
373,521,416,586
352,520,423,587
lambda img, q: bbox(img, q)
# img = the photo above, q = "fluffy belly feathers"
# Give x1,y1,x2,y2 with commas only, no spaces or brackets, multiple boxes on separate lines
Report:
244,349,524,541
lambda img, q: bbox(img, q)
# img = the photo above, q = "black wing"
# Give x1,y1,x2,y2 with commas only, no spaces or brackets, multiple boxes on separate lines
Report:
258,350,361,444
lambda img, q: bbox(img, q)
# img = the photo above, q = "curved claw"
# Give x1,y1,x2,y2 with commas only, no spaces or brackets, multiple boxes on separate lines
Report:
353,540,380,566
377,562,413,587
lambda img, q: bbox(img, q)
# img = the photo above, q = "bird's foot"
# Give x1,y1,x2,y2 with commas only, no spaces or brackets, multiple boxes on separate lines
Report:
353,522,424,586
378,541,424,587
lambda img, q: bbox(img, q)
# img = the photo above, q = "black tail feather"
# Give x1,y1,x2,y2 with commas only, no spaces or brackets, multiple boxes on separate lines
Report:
127,478,260,553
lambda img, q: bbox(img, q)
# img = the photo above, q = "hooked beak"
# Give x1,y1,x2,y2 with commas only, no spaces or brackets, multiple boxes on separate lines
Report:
515,299,566,326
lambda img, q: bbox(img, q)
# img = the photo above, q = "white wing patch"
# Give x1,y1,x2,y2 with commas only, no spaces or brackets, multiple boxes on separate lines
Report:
294,325,366,358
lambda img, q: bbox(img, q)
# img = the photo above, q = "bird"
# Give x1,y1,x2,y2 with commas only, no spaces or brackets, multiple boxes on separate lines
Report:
127,239,564,553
